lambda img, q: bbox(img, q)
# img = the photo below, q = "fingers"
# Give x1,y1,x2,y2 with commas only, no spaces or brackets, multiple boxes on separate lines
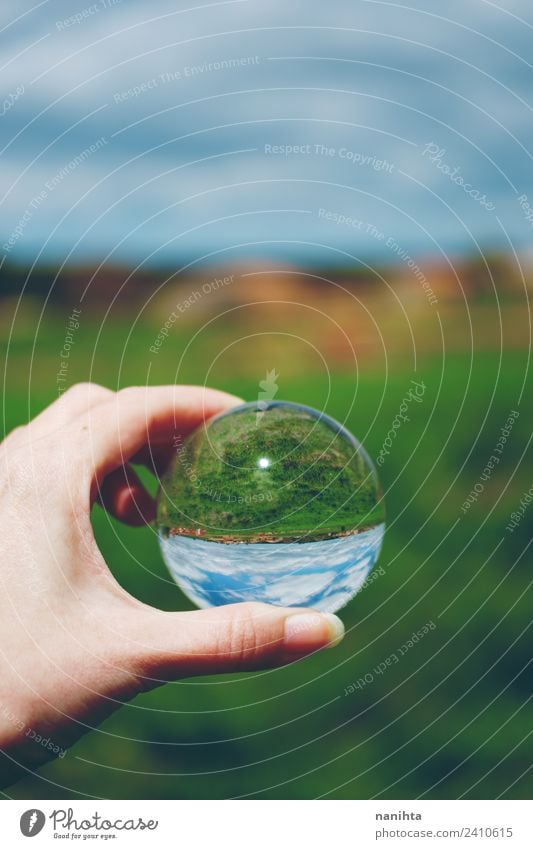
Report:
123,602,345,682
2,383,112,450
4,384,241,531
98,465,156,526
75,385,242,485
129,443,176,477
30,383,113,438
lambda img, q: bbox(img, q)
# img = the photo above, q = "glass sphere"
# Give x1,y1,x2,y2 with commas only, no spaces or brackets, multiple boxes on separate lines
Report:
156,400,385,613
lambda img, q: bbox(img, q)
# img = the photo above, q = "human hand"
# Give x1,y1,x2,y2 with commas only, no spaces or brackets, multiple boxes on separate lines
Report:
0,384,344,786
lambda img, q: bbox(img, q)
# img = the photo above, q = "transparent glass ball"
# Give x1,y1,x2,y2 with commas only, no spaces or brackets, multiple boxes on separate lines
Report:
156,400,385,613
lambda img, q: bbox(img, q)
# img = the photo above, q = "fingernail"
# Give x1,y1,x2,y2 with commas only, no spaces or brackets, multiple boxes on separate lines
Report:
284,612,345,653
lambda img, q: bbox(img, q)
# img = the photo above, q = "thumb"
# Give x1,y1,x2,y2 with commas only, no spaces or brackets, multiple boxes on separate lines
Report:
123,602,345,684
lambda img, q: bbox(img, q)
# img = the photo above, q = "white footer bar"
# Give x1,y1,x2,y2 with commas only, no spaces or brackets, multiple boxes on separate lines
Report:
2,799,531,848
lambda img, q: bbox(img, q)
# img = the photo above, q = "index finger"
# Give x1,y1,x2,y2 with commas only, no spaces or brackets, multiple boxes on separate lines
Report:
74,385,242,485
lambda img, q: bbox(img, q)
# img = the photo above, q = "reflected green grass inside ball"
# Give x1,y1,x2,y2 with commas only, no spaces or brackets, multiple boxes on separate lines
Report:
157,400,384,543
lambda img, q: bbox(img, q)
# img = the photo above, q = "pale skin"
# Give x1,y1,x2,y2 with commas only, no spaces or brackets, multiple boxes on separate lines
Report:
0,384,344,787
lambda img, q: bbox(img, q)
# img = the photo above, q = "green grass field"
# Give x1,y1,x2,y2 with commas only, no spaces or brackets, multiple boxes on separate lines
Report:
2,305,532,800
158,402,385,541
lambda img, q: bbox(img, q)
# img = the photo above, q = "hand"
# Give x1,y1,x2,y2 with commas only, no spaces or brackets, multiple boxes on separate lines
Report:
0,384,344,786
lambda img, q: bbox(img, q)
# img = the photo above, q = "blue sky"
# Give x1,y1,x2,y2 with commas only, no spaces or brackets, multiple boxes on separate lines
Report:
1,0,532,267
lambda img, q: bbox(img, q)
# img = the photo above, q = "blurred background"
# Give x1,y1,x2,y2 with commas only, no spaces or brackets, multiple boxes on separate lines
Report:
1,0,532,799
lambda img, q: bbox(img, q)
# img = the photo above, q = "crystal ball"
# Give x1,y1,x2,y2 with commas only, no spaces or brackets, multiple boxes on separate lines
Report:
156,400,385,613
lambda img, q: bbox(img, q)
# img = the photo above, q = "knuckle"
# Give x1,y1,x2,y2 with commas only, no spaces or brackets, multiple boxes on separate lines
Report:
63,382,113,406
236,601,270,618
117,386,143,403
220,603,270,664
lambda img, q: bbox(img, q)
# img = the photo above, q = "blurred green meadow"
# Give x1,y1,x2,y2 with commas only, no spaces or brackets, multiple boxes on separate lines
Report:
1,259,532,799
